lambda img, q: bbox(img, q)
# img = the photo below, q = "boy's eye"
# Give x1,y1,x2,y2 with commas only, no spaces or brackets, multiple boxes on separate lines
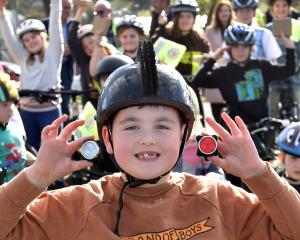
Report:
124,125,139,130
156,124,169,130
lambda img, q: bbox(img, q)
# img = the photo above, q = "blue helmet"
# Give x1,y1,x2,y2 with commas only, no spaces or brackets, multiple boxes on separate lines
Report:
224,24,256,46
276,122,300,157
232,0,259,10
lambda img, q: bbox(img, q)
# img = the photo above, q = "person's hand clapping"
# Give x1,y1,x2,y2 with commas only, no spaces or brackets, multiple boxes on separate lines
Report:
26,115,93,189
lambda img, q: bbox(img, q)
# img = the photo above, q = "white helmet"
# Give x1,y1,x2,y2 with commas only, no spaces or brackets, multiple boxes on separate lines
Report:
77,24,94,40
16,19,46,39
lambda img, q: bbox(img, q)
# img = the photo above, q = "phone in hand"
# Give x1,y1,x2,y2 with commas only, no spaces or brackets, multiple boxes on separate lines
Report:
272,18,292,37
92,16,111,36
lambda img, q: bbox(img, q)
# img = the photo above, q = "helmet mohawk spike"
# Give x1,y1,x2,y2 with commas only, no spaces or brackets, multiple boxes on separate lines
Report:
137,40,158,95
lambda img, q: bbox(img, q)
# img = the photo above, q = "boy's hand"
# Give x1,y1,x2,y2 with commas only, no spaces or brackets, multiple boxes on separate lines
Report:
205,112,267,179
26,115,93,189
211,47,229,61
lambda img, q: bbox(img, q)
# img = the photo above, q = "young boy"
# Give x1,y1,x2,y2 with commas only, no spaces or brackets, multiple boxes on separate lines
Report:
192,23,295,125
276,122,300,193
0,41,299,239
0,72,27,183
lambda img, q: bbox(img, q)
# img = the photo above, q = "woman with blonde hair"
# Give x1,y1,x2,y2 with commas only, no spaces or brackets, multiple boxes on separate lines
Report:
0,0,63,150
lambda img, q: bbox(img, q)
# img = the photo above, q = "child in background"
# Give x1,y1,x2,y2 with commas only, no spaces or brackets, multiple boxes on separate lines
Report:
266,0,300,119
0,0,63,150
276,122,300,193
0,41,299,239
115,15,144,60
0,73,26,183
192,23,295,125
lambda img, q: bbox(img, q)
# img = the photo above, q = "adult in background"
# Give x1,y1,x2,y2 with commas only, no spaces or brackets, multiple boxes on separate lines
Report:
43,0,74,116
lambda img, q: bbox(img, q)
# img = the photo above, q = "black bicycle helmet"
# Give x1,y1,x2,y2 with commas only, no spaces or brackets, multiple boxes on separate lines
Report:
232,0,259,10
94,54,134,81
224,23,256,46
116,15,144,35
97,40,195,236
277,122,300,157
171,0,199,15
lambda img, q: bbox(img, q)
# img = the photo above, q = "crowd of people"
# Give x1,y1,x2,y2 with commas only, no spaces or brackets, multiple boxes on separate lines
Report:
0,0,300,238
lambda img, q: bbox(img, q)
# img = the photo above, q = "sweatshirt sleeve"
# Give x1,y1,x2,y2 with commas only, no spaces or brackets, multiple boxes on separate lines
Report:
241,163,300,239
263,48,296,83
47,0,63,65
0,170,46,239
218,163,300,239
190,58,220,89
0,12,26,65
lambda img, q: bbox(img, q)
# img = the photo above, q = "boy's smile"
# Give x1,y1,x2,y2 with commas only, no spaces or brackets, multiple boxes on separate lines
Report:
102,105,185,180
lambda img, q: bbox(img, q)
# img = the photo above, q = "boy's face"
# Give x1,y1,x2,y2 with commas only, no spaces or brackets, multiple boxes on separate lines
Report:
0,101,13,125
102,105,184,180
271,0,290,19
235,8,255,25
230,45,252,63
285,154,300,181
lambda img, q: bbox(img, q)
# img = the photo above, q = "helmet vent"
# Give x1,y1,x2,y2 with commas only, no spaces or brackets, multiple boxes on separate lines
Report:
137,40,158,95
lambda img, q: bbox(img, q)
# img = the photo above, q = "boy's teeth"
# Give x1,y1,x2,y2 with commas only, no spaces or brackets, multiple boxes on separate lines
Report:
137,153,157,159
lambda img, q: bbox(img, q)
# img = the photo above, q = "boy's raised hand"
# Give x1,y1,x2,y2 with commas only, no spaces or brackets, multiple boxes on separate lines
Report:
206,112,267,179
26,115,93,189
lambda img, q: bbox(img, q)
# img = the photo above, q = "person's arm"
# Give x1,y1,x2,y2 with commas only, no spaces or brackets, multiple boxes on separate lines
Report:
0,116,93,238
47,0,63,64
0,7,26,64
67,3,90,65
89,36,118,77
68,20,83,64
191,47,228,89
206,112,300,239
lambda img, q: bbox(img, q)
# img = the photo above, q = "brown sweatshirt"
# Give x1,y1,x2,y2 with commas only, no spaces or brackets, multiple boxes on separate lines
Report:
0,163,300,240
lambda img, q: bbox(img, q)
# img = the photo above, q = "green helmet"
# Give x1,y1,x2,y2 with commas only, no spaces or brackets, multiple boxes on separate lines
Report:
0,73,19,103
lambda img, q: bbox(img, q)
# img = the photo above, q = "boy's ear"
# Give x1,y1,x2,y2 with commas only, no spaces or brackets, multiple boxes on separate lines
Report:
102,125,113,154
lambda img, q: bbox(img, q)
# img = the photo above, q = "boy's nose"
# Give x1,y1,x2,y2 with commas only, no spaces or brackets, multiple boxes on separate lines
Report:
139,131,156,145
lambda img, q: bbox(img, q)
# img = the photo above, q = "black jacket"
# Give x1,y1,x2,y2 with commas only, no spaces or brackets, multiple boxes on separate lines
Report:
192,48,296,124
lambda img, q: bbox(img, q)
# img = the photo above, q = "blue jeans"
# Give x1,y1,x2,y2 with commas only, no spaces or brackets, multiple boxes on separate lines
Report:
19,107,61,151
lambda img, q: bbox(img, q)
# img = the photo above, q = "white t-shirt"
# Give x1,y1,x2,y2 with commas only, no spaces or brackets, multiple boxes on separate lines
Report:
252,26,282,61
